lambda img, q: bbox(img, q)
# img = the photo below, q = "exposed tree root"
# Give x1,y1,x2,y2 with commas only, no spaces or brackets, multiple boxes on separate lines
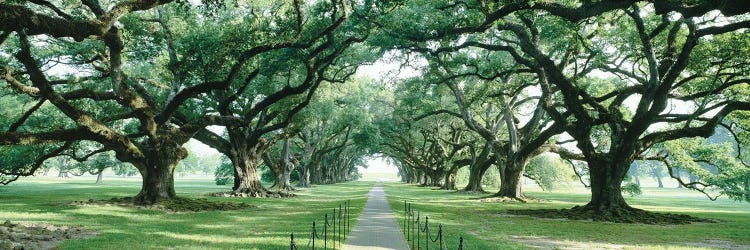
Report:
209,190,296,198
69,197,253,213
506,205,716,224
454,189,490,195
269,184,298,193
477,195,529,203
0,220,95,250
474,194,536,203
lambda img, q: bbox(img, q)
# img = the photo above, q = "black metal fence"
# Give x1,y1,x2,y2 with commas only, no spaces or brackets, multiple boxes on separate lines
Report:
290,200,351,250
403,201,465,250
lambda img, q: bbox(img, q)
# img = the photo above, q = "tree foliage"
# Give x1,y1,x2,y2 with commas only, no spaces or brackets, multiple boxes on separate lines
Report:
1,0,750,221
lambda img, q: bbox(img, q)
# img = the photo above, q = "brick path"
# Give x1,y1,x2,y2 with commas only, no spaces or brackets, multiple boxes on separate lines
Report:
342,182,409,250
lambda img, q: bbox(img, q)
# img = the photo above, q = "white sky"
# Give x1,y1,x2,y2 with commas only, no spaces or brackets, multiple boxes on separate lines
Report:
357,50,425,81
353,51,419,175
359,156,399,173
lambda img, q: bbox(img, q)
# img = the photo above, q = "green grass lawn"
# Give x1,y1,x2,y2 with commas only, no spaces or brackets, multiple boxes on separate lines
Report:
0,177,372,249
384,182,750,250
4,177,749,249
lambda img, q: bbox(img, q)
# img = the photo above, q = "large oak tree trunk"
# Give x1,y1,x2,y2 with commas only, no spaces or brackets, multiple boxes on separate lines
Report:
58,170,70,178
132,140,189,205
575,158,634,215
496,167,524,199
133,149,184,205
231,154,267,197
430,172,444,187
464,161,491,192
272,170,295,192
408,171,417,184
325,164,334,184
676,168,686,188
341,169,348,182
496,159,527,200
399,167,412,183
311,164,324,184
95,170,104,185
297,166,311,188
653,168,664,188
264,149,296,193
442,169,457,190
279,139,296,191
135,163,177,204
633,174,641,186
57,157,69,178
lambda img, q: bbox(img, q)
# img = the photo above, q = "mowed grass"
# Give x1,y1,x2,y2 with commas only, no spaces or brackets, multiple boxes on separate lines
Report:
383,182,750,250
0,176,373,249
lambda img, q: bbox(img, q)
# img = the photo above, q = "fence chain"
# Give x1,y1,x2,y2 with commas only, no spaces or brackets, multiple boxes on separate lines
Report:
429,223,441,243
290,200,465,250
289,200,351,250
404,201,464,250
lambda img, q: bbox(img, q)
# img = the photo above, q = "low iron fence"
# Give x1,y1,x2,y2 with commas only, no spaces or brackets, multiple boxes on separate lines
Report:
404,201,465,250
290,200,351,250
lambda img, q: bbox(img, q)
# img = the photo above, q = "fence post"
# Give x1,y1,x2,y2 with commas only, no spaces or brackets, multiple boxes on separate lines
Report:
347,200,350,235
339,205,343,248
290,233,295,250
416,212,420,250
403,200,407,234
407,203,411,242
312,221,316,250
324,213,328,250
425,216,429,250
410,211,419,249
438,224,443,250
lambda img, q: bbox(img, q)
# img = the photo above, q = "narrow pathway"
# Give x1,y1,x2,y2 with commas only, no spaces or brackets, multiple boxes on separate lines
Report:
343,182,409,250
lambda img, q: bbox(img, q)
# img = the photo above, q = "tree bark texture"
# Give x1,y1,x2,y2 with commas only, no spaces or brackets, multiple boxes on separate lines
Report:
442,170,457,190
579,158,633,212
230,150,267,196
133,145,186,205
464,160,491,192
297,165,311,188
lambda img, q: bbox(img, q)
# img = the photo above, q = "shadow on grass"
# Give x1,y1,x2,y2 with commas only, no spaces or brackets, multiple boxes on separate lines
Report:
0,178,375,249
383,181,750,249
